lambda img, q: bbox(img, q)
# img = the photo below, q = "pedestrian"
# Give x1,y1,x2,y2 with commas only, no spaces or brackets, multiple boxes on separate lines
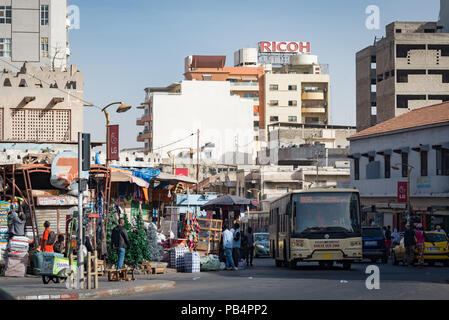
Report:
7,203,28,238
435,225,446,235
232,223,241,267
222,225,237,270
385,226,392,256
41,221,55,253
415,223,425,268
111,217,130,270
53,234,65,255
245,227,255,267
392,228,401,247
404,224,416,266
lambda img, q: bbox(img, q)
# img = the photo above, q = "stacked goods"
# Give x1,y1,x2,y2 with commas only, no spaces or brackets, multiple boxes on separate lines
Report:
169,246,189,272
200,254,221,271
7,236,29,253
0,201,9,263
25,226,34,239
184,251,200,273
4,236,29,277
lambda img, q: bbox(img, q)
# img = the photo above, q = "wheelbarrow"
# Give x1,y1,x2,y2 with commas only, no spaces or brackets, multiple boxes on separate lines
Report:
34,252,77,284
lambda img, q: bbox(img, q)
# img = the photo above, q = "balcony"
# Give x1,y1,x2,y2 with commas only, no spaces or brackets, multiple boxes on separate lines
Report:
230,81,259,91
302,105,326,113
302,91,324,100
136,113,152,126
137,130,152,142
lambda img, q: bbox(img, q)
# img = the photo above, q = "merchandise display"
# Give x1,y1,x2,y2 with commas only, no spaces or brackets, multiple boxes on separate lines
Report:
184,251,200,273
169,246,190,271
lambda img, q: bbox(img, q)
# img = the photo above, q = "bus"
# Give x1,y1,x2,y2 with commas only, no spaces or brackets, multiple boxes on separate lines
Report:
269,188,362,270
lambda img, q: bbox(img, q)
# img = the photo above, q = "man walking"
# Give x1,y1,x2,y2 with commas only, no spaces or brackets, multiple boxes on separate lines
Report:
112,218,130,270
222,225,237,270
232,223,241,268
7,203,28,238
41,221,55,253
404,224,416,266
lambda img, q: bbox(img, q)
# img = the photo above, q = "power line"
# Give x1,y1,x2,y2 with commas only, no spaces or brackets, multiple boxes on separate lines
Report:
152,132,197,152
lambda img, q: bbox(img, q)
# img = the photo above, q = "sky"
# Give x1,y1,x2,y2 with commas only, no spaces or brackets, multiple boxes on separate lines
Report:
68,0,441,150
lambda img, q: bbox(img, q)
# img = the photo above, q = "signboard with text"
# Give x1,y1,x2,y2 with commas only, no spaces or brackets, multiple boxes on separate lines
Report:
258,41,311,54
108,125,119,161
397,182,407,203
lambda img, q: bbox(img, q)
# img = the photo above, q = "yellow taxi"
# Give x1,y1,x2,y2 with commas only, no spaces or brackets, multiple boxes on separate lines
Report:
392,231,449,266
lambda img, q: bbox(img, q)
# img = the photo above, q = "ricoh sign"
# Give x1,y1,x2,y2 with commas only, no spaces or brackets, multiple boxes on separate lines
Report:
259,41,311,54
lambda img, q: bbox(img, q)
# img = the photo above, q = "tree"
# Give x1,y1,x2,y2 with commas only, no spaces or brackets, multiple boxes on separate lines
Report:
106,205,119,266
147,222,163,262
126,213,149,266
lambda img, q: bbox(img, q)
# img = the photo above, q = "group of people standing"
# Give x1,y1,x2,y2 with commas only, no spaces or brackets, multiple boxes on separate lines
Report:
221,223,255,270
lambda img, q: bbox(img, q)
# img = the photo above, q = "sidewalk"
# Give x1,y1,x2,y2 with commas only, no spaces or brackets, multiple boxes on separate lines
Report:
0,273,176,300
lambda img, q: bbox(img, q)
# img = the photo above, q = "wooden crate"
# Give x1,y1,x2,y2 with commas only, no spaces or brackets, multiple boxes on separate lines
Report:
197,218,222,255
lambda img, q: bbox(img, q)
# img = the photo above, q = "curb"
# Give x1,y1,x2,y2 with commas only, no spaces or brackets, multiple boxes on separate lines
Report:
16,281,176,300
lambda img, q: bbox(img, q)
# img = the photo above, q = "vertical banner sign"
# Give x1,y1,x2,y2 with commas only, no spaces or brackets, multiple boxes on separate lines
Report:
108,125,119,161
397,182,407,203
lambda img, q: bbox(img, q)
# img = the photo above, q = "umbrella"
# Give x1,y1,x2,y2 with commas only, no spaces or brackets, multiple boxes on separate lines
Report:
201,195,256,210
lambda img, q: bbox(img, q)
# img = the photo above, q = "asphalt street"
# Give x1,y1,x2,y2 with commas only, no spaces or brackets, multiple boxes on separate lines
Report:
105,257,449,300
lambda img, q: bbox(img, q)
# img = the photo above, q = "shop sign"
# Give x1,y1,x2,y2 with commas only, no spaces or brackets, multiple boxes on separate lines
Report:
175,168,188,177
36,196,87,206
417,176,431,188
259,41,311,54
108,125,119,161
397,182,407,203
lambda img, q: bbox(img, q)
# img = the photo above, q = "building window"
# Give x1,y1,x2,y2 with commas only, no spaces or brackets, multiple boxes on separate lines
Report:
396,44,425,58
288,100,297,106
0,6,11,24
397,70,426,83
288,85,297,91
305,117,319,124
202,74,212,80
436,148,449,176
41,5,49,26
384,154,391,179
288,116,297,122
397,95,426,108
401,153,408,178
269,100,279,106
269,84,278,91
270,116,279,122
420,150,428,176
41,38,49,58
0,38,11,57
395,29,402,33
354,158,360,180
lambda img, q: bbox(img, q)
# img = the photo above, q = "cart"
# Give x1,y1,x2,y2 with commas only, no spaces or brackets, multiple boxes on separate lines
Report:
40,253,77,284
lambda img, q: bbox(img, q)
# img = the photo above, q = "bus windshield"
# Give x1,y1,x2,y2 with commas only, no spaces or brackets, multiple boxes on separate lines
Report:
293,192,360,234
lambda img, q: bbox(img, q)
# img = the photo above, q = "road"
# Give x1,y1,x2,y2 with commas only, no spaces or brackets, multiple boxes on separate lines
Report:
105,257,449,300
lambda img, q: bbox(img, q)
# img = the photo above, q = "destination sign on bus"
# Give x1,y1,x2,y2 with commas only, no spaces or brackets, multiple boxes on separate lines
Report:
299,196,350,204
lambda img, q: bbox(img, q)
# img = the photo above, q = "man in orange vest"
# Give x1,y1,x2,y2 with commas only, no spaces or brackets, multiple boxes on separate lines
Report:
40,221,54,252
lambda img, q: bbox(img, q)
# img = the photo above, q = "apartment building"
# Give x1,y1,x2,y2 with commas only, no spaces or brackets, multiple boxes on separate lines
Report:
0,0,69,71
184,53,265,146
138,80,254,165
264,54,330,132
348,102,449,230
356,21,449,132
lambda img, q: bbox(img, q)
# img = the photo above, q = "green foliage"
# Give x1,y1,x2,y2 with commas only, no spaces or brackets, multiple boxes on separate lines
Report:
147,222,163,262
106,205,119,265
125,213,149,266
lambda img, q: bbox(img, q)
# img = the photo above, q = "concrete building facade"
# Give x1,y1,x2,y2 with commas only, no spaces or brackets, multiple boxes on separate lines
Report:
138,80,254,165
0,62,84,144
0,0,69,71
348,102,449,230
264,54,330,133
357,21,449,132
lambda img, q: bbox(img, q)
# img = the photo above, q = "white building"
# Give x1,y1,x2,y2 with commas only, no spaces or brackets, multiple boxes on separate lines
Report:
348,102,449,230
0,0,70,71
138,80,254,165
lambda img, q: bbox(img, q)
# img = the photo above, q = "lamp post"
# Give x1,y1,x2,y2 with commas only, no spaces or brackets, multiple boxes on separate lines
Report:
392,163,415,224
102,102,132,167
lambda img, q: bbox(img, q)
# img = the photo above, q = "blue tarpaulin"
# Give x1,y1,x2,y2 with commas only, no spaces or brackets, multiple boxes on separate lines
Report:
111,166,161,184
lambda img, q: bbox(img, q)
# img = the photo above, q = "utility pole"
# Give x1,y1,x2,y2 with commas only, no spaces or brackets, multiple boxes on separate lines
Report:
196,129,200,193
77,132,85,289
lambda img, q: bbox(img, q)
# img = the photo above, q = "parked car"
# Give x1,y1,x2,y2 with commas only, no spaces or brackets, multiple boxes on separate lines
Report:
254,232,270,257
392,231,449,266
362,226,388,264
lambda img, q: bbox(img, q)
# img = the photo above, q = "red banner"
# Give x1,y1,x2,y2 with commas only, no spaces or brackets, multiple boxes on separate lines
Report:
108,125,119,161
397,182,407,203
175,168,188,177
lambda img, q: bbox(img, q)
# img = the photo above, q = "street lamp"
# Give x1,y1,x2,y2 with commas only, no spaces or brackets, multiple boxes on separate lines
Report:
102,102,132,167
391,163,415,223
